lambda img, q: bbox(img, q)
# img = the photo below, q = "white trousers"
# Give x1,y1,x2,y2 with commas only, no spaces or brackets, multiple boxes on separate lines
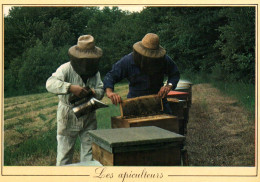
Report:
56,112,97,166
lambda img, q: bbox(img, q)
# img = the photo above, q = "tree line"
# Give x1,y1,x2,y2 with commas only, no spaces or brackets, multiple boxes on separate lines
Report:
4,6,255,97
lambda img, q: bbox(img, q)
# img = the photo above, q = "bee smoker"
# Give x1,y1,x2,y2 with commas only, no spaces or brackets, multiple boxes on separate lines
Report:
69,87,108,118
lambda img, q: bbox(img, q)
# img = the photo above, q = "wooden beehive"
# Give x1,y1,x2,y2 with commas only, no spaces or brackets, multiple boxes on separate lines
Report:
119,95,163,118
175,84,192,106
167,91,191,107
167,98,189,135
112,114,179,133
167,98,186,119
88,126,185,166
177,80,193,89
111,95,179,133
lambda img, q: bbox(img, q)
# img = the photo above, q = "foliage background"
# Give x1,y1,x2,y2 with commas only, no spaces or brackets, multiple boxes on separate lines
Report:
4,6,255,97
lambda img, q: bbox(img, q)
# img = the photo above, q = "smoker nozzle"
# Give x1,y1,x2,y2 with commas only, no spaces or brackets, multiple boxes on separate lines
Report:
72,97,108,118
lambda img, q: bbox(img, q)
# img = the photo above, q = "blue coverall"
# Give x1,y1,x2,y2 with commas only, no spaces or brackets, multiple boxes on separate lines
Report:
103,52,180,114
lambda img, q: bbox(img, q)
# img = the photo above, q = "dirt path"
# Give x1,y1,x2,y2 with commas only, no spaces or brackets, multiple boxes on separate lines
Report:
186,84,255,166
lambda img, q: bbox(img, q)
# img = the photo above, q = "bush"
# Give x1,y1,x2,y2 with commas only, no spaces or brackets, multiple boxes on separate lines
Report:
214,7,255,83
4,40,70,96
18,40,70,92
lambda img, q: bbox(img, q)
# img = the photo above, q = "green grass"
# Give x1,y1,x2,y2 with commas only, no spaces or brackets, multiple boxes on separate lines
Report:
44,117,56,128
4,105,121,166
4,82,128,166
210,81,255,114
38,113,48,121
14,125,26,134
181,71,255,116
4,101,57,120
4,117,34,130
4,128,57,165
97,104,121,129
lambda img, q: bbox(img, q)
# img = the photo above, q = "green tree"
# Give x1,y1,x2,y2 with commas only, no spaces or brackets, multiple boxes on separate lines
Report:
42,18,74,47
156,7,225,73
215,7,255,82
18,40,69,92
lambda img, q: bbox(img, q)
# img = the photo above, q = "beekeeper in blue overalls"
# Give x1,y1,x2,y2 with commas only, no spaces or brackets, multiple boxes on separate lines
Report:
46,35,104,166
103,33,180,114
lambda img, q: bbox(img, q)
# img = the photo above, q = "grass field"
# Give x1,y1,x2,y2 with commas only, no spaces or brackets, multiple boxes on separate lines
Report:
3,82,128,165
3,81,255,166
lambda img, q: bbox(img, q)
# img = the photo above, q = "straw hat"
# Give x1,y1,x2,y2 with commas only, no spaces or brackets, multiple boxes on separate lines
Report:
68,35,102,59
133,33,166,58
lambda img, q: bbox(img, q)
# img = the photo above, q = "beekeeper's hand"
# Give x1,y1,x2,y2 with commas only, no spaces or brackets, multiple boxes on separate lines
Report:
106,88,122,105
69,85,89,98
158,84,172,98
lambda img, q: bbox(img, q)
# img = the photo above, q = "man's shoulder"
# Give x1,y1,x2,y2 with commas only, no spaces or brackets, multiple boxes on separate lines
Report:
56,62,72,73
120,53,133,62
165,54,173,61
59,62,71,68
165,55,176,64
57,62,71,69
115,53,133,66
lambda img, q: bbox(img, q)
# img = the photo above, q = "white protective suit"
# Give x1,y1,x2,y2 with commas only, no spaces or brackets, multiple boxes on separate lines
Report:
46,62,104,166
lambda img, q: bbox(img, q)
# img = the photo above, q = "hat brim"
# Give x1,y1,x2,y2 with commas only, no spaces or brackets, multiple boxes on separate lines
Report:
68,45,103,59
133,41,166,58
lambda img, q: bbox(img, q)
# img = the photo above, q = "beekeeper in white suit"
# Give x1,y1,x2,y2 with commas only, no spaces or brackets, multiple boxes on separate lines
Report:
46,35,104,166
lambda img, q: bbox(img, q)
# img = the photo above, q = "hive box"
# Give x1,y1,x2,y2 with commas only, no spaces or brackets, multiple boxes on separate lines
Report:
177,80,193,94
111,114,179,133
112,95,179,133
167,98,189,135
168,91,191,107
119,95,163,118
167,98,186,119
88,126,185,166
175,84,192,106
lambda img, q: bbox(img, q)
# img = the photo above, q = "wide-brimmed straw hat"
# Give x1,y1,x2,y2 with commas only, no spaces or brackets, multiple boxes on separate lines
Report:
68,35,102,59
133,33,166,58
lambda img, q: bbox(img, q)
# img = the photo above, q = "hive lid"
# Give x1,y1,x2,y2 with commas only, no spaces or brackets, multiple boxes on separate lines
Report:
178,80,193,85
88,126,185,153
168,91,189,96
177,83,190,87
175,86,190,90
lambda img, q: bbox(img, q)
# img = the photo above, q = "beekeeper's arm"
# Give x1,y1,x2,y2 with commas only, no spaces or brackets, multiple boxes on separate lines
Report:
92,71,104,100
46,64,88,97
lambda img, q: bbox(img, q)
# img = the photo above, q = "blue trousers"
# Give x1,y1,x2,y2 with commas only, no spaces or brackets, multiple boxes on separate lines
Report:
162,98,173,115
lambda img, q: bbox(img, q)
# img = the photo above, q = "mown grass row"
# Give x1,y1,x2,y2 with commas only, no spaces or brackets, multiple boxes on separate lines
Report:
4,99,58,120
4,92,55,107
4,81,126,166
4,127,57,165
4,103,121,166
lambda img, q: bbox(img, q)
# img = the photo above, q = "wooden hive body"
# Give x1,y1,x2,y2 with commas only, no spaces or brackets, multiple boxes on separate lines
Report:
112,95,179,133
167,98,189,135
167,91,191,107
175,84,192,106
111,114,179,133
119,95,163,118
88,126,185,166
